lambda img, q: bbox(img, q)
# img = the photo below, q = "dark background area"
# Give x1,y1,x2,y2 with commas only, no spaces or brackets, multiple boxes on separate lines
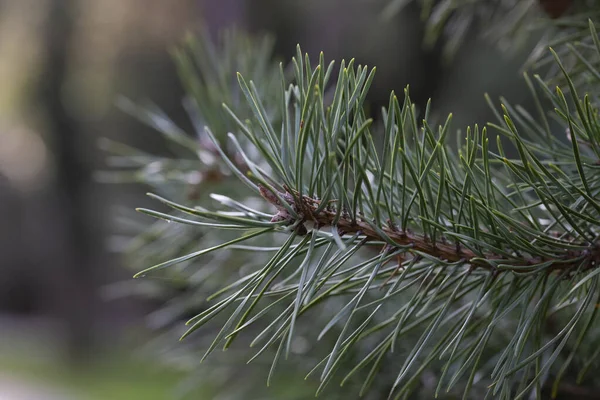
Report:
0,0,535,398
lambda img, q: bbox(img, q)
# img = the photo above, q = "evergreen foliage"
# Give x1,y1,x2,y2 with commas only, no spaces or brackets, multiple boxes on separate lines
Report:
105,5,600,399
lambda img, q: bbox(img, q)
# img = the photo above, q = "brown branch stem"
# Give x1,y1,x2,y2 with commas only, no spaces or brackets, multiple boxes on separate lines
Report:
258,185,600,274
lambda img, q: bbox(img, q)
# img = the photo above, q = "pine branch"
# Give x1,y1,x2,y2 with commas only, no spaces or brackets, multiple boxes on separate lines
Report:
107,19,600,400
126,36,600,396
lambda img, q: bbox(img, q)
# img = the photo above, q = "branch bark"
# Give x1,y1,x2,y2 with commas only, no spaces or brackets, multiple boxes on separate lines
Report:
259,184,600,274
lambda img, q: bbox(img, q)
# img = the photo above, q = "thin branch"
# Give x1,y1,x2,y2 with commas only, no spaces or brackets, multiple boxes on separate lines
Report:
259,185,600,273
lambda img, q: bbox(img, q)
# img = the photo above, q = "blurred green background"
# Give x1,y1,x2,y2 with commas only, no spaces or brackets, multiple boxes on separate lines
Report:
0,0,533,398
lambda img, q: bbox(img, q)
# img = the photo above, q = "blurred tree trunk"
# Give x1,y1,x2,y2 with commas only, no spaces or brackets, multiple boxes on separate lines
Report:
27,0,224,363
35,0,96,364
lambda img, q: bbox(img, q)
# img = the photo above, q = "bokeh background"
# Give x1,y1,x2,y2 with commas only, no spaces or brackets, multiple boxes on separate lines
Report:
0,0,534,398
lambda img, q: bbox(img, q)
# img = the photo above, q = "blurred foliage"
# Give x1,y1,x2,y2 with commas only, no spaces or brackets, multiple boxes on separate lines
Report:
383,0,599,61
0,340,212,400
